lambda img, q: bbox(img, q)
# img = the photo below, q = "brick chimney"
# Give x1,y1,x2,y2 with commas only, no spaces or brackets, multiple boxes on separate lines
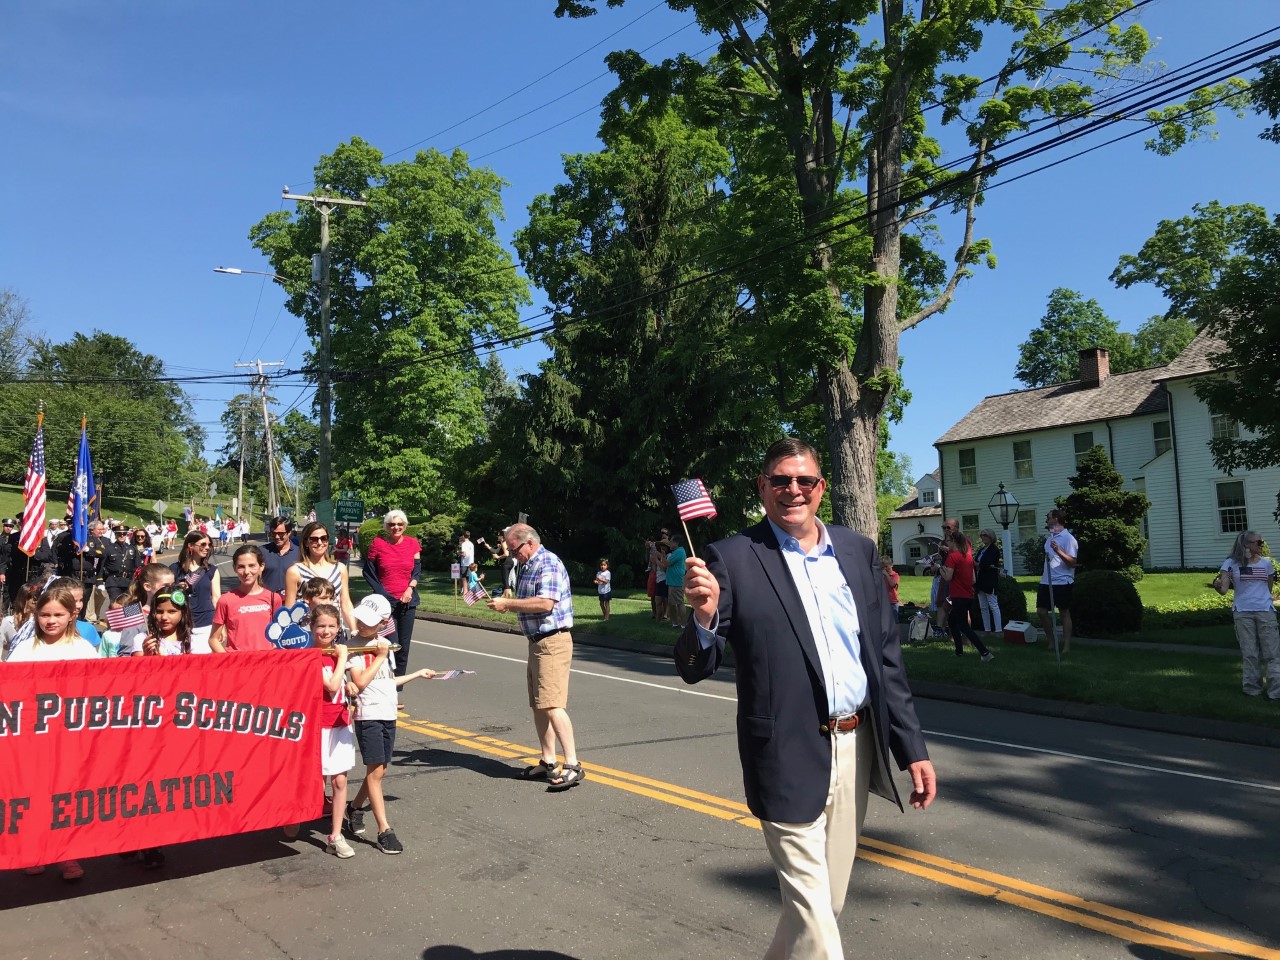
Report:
1078,347,1110,388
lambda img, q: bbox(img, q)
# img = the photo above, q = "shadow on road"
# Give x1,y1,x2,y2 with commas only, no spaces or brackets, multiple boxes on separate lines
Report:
0,830,300,910
395,744,521,780
422,948,580,960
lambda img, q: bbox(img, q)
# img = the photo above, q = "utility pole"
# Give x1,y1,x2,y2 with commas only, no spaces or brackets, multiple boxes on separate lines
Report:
281,189,367,505
235,359,284,520
236,407,246,527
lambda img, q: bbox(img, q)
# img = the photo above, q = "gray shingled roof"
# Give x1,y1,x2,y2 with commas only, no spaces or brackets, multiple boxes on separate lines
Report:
890,503,943,519
936,367,1169,446
1152,329,1226,382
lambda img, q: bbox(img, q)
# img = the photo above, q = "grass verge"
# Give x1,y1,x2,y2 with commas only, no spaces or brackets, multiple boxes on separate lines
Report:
389,575,1274,731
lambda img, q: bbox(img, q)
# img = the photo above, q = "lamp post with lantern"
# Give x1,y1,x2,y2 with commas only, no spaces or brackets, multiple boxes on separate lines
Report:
988,483,1019,576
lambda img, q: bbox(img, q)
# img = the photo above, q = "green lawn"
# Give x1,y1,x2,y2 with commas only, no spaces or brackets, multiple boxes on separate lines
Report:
900,636,1276,729
374,573,1270,731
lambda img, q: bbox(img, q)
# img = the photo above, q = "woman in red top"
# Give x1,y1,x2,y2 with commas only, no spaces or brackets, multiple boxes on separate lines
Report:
941,532,994,661
361,510,421,676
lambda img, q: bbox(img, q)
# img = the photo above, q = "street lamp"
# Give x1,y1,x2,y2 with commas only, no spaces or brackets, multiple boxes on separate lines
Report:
214,266,285,281
987,483,1019,576
215,264,323,520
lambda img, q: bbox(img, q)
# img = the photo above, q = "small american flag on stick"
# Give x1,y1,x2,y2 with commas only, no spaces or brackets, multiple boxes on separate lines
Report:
106,603,147,631
672,478,717,521
463,581,489,606
378,618,396,638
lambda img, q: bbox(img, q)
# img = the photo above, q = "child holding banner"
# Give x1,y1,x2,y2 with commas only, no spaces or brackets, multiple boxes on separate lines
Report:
116,586,195,869
10,584,98,881
312,603,357,859
209,545,283,654
116,563,176,656
140,587,193,657
344,594,435,855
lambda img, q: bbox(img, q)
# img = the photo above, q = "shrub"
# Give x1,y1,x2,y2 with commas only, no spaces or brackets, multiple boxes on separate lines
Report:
1144,592,1234,630
1016,535,1045,575
995,575,1028,622
1117,564,1145,583
357,514,461,572
1072,570,1143,635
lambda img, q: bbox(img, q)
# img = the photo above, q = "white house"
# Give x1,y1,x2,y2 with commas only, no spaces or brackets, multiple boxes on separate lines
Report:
887,469,944,570
932,334,1280,573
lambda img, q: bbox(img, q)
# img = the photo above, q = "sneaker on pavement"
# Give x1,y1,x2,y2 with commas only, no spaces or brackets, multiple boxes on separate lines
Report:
376,829,403,854
344,803,366,836
327,834,356,859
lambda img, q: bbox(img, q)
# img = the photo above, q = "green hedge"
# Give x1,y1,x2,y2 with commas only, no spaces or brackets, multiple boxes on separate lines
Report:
1143,593,1234,630
1073,570,1143,635
995,576,1028,622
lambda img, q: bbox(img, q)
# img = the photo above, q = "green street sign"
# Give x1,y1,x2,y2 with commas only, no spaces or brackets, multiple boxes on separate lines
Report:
335,498,364,523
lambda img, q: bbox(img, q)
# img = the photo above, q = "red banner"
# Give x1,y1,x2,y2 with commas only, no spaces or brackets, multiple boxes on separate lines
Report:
0,650,322,870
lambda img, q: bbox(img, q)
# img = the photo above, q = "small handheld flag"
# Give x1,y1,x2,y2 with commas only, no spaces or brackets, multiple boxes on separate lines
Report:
106,603,147,631
378,617,396,638
672,478,717,521
429,669,477,680
463,581,489,606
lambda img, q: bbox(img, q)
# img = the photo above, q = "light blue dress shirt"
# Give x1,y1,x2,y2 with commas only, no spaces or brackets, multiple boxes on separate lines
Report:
697,519,869,716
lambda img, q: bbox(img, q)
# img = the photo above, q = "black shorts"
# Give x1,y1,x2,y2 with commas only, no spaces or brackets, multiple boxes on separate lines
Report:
654,582,669,598
355,719,397,767
1037,583,1073,612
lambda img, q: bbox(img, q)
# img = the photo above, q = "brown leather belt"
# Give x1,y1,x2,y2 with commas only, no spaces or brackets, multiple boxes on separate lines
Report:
820,706,869,735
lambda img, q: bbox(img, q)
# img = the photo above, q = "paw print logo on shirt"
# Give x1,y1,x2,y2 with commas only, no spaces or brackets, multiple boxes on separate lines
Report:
266,602,312,650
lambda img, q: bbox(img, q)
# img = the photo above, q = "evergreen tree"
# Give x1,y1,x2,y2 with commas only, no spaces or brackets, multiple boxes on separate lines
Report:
1055,446,1150,578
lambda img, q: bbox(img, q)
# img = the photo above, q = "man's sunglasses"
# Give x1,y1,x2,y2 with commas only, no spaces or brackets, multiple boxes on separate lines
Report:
765,475,822,491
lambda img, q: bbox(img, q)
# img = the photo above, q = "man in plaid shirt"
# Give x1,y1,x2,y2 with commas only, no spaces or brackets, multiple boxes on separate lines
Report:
488,523,585,791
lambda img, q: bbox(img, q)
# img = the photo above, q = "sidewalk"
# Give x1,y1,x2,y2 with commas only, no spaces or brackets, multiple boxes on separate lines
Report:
407,606,1280,749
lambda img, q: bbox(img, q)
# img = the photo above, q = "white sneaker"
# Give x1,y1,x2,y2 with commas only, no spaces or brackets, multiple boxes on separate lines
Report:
327,834,356,859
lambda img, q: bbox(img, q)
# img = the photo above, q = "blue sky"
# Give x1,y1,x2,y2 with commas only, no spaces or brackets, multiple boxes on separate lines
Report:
3,1,1278,494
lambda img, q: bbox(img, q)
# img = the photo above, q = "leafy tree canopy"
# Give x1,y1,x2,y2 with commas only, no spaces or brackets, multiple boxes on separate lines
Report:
545,0,1240,536
0,329,205,499
249,138,531,516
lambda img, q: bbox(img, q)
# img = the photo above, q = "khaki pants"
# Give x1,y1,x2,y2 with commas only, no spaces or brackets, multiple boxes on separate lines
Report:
666,585,685,625
760,725,873,960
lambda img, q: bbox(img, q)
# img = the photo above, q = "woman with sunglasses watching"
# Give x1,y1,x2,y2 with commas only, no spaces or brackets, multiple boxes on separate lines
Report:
362,510,421,677
1214,530,1280,700
171,529,221,654
285,521,356,632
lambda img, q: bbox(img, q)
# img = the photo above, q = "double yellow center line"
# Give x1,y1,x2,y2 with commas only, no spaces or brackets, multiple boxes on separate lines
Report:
397,713,1275,959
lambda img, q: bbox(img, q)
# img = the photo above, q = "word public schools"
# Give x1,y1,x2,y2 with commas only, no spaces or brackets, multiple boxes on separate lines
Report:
0,692,308,740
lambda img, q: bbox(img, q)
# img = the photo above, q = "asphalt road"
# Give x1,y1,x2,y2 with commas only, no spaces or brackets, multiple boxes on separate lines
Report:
3,618,1279,960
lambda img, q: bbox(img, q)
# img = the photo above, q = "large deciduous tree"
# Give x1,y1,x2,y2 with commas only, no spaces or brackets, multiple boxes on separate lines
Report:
0,330,204,498
553,0,1240,535
249,138,530,516
482,104,782,563
1014,288,1132,387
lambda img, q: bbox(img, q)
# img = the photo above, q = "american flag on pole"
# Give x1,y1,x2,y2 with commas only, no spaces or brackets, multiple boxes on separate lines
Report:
18,415,47,557
463,582,488,606
378,618,396,638
672,478,717,521
106,602,147,631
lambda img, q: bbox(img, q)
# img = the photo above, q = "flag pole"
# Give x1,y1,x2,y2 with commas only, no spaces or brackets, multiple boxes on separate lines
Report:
679,519,697,560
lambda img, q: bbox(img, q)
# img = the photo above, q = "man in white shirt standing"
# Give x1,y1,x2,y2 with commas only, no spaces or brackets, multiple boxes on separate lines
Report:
458,531,474,571
1037,509,1079,654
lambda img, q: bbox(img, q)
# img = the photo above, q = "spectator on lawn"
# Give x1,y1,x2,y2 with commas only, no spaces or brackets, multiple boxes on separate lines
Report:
1215,531,1280,700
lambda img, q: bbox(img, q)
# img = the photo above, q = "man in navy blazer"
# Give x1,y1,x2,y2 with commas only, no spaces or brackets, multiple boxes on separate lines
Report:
677,437,936,960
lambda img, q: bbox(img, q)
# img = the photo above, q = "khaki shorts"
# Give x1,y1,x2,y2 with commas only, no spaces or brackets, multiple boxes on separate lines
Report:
527,630,573,709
